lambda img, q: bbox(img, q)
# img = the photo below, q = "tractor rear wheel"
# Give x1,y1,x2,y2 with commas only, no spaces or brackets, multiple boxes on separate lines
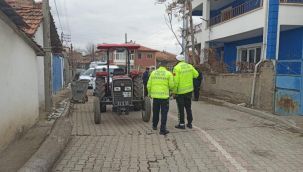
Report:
95,76,106,99
142,97,151,122
95,76,106,112
133,75,143,99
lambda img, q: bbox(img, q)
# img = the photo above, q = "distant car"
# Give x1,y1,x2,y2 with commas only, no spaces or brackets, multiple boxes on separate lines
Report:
79,68,95,89
89,61,107,68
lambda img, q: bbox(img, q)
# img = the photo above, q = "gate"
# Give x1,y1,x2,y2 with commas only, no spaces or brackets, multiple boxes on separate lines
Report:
275,60,303,115
52,55,64,94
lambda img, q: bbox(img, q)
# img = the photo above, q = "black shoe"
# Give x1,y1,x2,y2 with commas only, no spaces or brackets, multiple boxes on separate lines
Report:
193,98,199,101
159,130,169,135
152,126,157,130
187,123,193,129
175,124,185,129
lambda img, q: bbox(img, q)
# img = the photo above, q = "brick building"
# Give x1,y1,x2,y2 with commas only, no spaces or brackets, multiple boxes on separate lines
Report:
134,46,158,70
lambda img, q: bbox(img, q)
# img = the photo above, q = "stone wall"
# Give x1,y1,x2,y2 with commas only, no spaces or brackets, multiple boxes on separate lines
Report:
201,61,275,112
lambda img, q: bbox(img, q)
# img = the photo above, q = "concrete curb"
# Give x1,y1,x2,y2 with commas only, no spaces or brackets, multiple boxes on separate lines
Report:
202,96,303,134
18,102,73,172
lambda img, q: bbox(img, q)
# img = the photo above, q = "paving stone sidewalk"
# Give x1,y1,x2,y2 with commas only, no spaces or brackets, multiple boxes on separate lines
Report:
52,96,303,172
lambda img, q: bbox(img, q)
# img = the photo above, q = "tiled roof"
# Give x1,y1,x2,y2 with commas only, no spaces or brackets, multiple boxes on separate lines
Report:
0,0,28,28
14,3,43,37
5,0,34,8
138,46,158,52
155,51,177,62
0,0,44,55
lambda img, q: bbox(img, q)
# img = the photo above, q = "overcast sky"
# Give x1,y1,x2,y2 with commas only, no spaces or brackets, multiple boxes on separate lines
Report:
46,0,182,54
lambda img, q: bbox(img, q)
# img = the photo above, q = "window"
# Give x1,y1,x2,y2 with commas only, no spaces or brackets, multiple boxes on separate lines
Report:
237,44,262,72
130,54,134,60
130,50,135,60
238,45,262,63
115,52,125,61
147,53,153,59
138,53,142,59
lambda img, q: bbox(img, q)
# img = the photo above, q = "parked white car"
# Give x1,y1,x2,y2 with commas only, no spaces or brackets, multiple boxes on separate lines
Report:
89,61,107,68
79,68,95,88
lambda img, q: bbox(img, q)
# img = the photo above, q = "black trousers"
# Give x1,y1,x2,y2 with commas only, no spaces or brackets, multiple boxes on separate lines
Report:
194,86,200,100
176,92,193,124
152,98,169,131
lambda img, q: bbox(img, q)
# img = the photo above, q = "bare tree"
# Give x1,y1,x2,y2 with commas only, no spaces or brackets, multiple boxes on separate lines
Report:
156,0,197,65
85,43,96,61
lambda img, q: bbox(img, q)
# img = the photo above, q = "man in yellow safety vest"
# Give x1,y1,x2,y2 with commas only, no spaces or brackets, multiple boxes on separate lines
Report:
173,55,199,129
147,61,174,135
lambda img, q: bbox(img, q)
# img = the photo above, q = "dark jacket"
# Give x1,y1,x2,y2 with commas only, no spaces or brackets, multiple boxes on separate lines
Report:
193,69,203,88
143,71,150,86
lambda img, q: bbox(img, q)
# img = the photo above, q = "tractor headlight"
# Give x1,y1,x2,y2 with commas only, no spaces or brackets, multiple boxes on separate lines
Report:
125,87,132,91
114,87,121,91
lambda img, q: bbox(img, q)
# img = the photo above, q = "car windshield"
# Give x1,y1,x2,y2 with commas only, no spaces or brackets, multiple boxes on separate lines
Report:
82,68,94,76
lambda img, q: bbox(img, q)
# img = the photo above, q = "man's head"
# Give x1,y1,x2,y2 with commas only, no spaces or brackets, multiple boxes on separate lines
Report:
176,54,185,61
145,67,150,71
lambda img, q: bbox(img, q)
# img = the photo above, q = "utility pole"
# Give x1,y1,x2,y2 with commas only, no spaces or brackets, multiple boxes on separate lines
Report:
182,3,188,58
125,33,128,43
187,0,197,65
43,0,52,113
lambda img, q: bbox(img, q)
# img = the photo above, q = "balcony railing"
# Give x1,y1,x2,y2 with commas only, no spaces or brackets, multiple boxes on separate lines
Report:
280,0,303,3
209,0,263,27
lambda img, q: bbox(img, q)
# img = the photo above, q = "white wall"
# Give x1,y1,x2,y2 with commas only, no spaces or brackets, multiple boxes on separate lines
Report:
0,18,39,152
33,23,43,47
208,8,265,41
36,56,45,111
279,4,303,26
33,24,45,112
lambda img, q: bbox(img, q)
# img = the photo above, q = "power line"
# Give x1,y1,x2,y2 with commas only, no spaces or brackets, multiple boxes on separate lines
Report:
62,0,71,35
53,0,63,33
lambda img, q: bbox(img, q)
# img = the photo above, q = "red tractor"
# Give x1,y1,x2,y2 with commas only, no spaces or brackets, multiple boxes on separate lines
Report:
93,44,151,124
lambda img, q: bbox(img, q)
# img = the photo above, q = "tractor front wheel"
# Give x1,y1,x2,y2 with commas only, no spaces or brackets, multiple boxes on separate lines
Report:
142,97,151,122
94,97,101,124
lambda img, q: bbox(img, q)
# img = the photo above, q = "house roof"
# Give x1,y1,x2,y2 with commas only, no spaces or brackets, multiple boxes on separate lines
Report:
14,3,43,36
10,2,62,53
138,46,158,52
0,0,28,28
0,0,44,56
155,51,177,62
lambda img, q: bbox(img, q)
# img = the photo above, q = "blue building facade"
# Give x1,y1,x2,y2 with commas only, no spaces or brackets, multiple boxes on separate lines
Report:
191,0,303,115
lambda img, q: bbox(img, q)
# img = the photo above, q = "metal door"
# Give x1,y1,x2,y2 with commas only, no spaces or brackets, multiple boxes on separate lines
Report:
275,60,303,115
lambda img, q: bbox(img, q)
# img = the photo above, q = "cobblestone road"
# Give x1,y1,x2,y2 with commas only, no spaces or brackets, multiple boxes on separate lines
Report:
52,96,303,172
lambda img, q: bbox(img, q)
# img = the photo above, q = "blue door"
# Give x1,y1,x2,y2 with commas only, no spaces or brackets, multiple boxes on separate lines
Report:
52,55,63,94
275,27,303,116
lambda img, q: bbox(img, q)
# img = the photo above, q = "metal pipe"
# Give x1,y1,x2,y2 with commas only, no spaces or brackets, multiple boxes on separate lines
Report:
107,50,110,94
250,0,268,106
127,49,130,75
